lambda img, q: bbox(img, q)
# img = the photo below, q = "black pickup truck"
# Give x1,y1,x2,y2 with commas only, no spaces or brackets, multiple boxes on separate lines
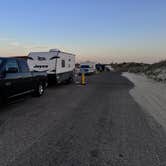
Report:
0,57,47,105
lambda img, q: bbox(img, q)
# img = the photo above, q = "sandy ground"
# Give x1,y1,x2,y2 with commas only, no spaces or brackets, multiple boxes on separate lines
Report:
123,72,166,131
1,72,166,166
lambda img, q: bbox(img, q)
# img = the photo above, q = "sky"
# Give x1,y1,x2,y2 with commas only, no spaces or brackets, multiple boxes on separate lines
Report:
0,0,165,63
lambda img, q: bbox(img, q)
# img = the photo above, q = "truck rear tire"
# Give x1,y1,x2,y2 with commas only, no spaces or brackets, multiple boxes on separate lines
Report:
0,95,5,107
0,96,2,106
33,83,45,97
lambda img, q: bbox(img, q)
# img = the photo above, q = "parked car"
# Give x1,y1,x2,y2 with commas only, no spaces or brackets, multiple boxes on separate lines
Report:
0,57,47,105
28,49,76,83
95,64,106,72
79,62,96,75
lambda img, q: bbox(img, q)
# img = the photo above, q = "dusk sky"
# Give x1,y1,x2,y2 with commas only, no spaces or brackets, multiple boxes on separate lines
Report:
0,0,165,63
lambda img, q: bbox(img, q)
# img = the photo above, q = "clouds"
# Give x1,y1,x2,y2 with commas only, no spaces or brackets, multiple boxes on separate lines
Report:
0,37,54,57
0,37,50,50
9,41,21,47
0,34,165,63
0,38,13,41
0,38,21,47
30,45,50,49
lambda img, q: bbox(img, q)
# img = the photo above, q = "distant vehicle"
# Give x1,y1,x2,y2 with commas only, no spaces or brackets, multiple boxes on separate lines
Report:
95,64,106,72
79,62,96,74
0,57,47,105
28,49,75,83
105,65,114,71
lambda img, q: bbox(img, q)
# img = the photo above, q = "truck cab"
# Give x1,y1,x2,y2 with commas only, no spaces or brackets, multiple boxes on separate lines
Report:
0,57,47,105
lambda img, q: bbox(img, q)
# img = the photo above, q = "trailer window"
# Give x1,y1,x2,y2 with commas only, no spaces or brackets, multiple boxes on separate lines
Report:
62,60,65,68
38,56,46,61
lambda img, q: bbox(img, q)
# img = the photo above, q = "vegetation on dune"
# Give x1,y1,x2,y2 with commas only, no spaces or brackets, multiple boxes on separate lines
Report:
112,60,166,82
111,62,149,73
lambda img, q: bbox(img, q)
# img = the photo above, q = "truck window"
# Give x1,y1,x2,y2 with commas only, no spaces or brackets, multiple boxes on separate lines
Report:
6,59,19,72
19,59,29,72
0,59,3,70
0,59,2,65
62,60,65,68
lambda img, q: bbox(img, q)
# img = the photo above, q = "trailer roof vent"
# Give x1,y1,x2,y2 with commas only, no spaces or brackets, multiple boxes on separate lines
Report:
49,49,60,52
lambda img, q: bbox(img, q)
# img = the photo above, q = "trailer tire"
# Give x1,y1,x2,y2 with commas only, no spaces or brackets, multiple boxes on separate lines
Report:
33,83,45,97
67,76,74,84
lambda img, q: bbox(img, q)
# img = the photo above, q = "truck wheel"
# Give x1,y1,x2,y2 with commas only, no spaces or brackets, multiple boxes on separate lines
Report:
0,96,2,106
0,95,5,107
34,83,45,97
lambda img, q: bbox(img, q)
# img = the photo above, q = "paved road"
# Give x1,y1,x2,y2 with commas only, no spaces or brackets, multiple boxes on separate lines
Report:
1,72,166,166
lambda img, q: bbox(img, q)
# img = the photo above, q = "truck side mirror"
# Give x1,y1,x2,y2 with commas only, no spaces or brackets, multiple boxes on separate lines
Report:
6,67,19,73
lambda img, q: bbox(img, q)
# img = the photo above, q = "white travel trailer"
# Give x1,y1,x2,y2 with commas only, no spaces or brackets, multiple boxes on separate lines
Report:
79,61,96,74
28,49,75,83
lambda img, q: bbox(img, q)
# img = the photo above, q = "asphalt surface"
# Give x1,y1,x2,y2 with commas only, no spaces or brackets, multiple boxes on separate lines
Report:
1,72,166,166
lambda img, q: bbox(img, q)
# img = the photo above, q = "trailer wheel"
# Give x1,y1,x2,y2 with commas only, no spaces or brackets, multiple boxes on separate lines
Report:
67,76,74,84
33,83,45,97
